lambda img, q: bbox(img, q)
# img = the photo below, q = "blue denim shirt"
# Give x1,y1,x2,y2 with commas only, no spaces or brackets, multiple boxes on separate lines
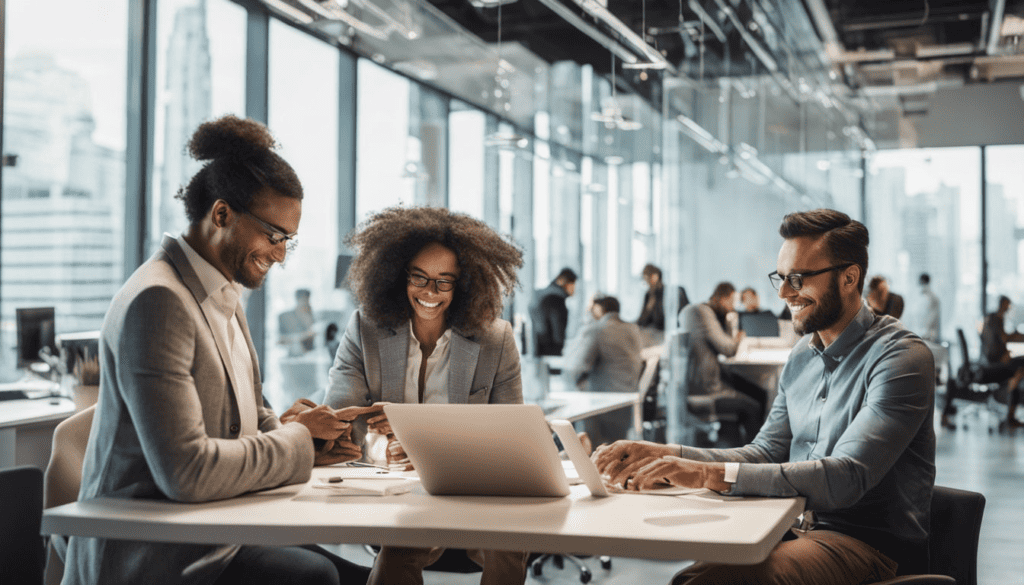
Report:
679,304,935,572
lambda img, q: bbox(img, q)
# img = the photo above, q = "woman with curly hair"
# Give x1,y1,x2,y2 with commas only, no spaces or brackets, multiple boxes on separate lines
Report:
322,206,528,585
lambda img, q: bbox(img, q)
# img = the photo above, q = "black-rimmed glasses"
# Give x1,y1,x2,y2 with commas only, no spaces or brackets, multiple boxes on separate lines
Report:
406,270,458,292
241,208,298,253
769,264,853,291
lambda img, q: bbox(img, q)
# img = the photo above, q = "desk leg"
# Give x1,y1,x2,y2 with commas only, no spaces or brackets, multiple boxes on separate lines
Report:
0,428,16,469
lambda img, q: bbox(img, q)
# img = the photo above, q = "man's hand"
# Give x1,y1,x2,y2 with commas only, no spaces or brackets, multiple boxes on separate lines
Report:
279,398,318,424
313,439,363,466
363,403,394,437
626,457,728,492
386,438,414,471
592,440,677,476
334,403,387,422
291,405,351,441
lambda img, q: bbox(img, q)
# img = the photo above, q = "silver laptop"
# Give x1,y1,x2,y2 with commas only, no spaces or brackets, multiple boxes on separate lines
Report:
383,403,571,497
549,419,609,497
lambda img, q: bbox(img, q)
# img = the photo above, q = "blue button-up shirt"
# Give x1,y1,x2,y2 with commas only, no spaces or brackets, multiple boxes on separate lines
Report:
679,304,935,572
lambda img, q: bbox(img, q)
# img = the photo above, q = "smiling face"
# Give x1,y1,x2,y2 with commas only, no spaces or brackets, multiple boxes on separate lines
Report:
776,235,859,345
217,189,300,289
406,242,460,330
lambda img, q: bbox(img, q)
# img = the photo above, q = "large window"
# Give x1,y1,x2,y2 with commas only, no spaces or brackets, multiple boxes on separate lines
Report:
985,146,1024,330
263,20,342,409
1,0,128,381
149,0,246,253
866,148,982,351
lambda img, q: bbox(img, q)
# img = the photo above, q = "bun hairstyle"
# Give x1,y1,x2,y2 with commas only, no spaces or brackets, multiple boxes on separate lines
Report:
175,115,302,224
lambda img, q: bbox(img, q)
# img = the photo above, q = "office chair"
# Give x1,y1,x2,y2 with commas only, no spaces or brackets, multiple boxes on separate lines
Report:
675,332,739,446
43,404,96,585
0,466,46,585
637,345,666,442
871,485,985,585
943,329,1006,432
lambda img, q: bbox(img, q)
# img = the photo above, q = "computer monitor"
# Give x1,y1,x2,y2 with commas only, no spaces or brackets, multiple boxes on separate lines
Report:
56,330,101,375
16,307,57,370
738,310,780,338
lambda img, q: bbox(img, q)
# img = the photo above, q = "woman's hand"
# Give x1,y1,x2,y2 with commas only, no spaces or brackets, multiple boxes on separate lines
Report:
291,405,351,441
313,439,363,466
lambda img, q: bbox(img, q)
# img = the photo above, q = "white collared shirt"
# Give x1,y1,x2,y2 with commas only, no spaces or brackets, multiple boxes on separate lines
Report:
404,322,452,404
175,234,258,435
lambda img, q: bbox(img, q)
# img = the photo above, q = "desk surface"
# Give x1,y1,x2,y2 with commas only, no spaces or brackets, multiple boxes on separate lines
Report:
538,391,638,422
0,397,76,429
723,348,791,367
42,466,804,565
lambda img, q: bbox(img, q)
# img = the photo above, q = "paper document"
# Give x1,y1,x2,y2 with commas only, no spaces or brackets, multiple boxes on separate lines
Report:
310,476,417,496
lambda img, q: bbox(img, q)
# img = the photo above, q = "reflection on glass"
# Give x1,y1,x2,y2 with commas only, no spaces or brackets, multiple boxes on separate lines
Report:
985,146,1024,331
356,59,413,222
265,20,342,410
1,0,127,380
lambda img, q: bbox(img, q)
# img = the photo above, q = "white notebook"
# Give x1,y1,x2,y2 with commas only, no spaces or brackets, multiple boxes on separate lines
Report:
310,476,417,496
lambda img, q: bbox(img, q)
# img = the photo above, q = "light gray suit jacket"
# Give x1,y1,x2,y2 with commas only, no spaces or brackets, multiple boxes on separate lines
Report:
323,310,523,448
563,312,643,394
679,302,740,397
64,235,315,585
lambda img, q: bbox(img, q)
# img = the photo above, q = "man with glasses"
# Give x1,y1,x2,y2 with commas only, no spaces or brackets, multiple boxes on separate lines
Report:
595,209,935,585
66,116,371,585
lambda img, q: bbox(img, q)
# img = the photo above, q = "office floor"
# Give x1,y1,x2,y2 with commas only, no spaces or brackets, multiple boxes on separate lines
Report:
328,409,1024,585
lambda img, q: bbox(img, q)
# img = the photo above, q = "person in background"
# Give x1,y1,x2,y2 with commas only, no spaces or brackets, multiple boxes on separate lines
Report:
325,322,340,360
563,295,644,447
279,288,316,355
529,267,577,356
981,295,1024,428
322,205,528,585
637,263,666,332
866,275,904,319
65,115,372,585
739,287,775,317
678,282,767,440
596,209,935,585
917,273,941,342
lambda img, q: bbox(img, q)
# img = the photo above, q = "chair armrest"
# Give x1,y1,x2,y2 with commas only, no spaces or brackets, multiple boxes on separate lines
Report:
871,575,955,585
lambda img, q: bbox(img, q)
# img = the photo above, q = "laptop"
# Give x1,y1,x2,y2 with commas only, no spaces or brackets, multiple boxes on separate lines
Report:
738,311,781,338
383,403,571,497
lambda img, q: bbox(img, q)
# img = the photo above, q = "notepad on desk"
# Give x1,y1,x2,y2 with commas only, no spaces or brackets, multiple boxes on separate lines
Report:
310,476,418,496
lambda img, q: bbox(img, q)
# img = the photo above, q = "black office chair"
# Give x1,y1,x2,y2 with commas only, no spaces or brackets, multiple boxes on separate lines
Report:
941,329,1007,431
0,466,46,585
871,485,985,585
675,332,740,446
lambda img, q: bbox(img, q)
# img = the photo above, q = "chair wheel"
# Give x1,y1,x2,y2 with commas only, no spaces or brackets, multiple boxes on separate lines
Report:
532,563,543,577
553,555,564,569
600,557,612,570
580,567,592,583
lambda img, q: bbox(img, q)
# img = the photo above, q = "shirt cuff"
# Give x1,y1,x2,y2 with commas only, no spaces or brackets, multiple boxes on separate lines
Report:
723,462,740,484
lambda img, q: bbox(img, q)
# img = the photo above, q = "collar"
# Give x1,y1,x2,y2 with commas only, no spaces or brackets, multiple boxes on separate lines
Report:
808,303,876,366
176,234,241,311
408,320,453,349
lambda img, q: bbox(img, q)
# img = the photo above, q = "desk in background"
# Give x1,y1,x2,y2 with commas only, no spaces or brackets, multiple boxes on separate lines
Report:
42,465,805,566
0,397,76,469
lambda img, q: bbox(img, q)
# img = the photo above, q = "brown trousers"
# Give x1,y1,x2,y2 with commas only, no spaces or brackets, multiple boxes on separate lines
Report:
368,546,528,585
671,529,898,585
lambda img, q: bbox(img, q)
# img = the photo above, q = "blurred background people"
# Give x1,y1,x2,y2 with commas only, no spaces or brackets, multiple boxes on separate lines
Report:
678,282,767,441
279,288,316,356
529,267,577,356
981,295,1024,428
866,275,905,319
564,295,643,447
637,264,665,346
916,273,941,343
739,287,774,317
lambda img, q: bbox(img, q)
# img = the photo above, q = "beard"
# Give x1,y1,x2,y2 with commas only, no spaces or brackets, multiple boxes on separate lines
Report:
794,272,843,335
221,241,268,290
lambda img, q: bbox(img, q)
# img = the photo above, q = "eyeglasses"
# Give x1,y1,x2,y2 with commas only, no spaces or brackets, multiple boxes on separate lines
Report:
241,208,298,253
406,270,458,292
768,264,853,291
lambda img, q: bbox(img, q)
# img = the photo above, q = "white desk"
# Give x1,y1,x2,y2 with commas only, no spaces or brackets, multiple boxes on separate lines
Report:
1008,341,1024,358
0,397,76,469
42,465,804,565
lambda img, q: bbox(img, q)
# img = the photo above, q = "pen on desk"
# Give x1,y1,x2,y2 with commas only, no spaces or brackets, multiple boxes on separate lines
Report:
345,461,390,470
327,476,344,483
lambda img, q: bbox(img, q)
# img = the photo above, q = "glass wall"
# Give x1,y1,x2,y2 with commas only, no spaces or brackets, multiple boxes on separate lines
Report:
866,148,982,354
1,0,128,381
264,19,342,409
149,0,247,254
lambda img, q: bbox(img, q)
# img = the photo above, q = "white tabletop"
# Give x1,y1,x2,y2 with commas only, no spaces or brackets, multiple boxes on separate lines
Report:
42,466,804,565
0,397,76,429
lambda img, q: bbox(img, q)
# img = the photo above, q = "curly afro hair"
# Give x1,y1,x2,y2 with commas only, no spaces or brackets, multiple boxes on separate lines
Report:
346,206,524,337
175,115,302,223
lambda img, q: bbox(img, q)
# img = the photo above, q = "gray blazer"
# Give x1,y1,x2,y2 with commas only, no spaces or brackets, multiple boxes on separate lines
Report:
679,302,740,397
64,235,315,585
563,312,643,394
323,310,523,447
